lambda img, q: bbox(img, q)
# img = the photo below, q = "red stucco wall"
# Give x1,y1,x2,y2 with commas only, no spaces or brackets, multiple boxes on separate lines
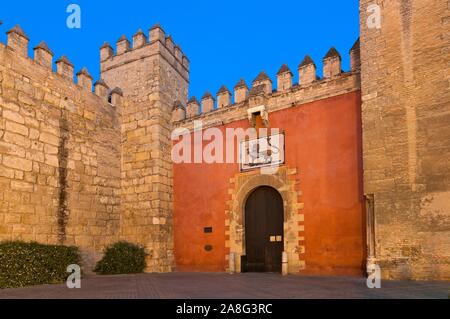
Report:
173,91,365,275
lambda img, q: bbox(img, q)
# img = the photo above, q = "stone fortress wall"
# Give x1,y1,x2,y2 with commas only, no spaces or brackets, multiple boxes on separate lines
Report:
0,21,190,272
0,20,363,273
359,0,450,280
0,0,449,280
0,25,122,267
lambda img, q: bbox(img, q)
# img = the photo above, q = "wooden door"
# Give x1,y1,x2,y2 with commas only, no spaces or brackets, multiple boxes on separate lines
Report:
244,186,284,273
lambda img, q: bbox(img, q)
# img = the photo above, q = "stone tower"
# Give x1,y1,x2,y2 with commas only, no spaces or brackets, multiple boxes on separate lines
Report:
100,24,189,272
360,0,450,280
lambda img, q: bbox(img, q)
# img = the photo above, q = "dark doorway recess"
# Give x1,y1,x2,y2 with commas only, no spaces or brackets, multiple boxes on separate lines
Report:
243,186,284,273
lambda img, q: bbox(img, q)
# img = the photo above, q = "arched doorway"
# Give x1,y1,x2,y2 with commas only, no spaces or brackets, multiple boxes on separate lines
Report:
243,186,284,273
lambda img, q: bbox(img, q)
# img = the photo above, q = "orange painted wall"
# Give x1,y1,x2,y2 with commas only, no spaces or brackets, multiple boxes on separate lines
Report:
173,91,365,275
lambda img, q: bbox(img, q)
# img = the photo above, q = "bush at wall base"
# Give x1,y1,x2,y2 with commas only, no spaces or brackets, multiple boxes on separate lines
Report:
0,241,81,289
94,241,147,275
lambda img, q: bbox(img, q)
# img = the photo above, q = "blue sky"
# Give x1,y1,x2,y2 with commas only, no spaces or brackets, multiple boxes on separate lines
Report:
0,0,359,99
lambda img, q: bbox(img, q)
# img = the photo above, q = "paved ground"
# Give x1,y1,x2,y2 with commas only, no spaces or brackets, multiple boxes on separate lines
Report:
0,273,448,299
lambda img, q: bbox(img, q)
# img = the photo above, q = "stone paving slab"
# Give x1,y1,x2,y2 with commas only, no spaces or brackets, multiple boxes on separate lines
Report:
0,273,448,299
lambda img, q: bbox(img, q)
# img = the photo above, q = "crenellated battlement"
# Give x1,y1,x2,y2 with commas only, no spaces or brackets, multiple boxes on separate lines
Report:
172,39,361,125
100,23,189,83
1,24,123,107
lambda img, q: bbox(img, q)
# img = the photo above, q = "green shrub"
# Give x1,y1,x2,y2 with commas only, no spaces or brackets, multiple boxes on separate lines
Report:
94,241,147,275
0,241,81,289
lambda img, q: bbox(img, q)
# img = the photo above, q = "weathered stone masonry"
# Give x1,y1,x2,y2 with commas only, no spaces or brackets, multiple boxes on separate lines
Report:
0,21,190,272
360,0,450,280
100,25,189,272
0,26,122,268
